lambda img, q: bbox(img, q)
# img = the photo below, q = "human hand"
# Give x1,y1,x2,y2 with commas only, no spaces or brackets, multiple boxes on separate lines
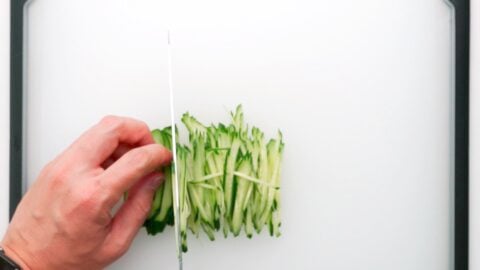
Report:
1,116,172,269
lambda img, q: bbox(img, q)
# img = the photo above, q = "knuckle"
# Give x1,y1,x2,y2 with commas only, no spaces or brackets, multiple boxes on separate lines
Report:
114,247,128,260
57,186,101,224
105,240,129,260
130,199,152,218
39,161,56,180
80,183,115,209
99,115,124,133
70,184,104,211
73,189,96,207
130,148,153,168
96,182,118,207
100,115,120,126
150,144,167,158
137,120,150,133
41,160,56,173
44,163,69,186
129,119,151,142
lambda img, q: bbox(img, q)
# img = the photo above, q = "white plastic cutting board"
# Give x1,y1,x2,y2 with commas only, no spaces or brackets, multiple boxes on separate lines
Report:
24,0,454,269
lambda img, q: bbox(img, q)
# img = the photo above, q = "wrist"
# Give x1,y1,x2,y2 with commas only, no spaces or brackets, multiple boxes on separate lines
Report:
1,244,32,270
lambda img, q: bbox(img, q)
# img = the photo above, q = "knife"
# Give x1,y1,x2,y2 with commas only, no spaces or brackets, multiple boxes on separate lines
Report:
167,30,183,270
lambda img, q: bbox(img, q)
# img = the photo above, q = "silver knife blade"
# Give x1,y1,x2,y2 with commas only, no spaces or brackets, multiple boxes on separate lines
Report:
167,30,183,270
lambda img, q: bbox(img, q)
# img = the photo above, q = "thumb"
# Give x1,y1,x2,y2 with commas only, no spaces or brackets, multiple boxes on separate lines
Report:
102,172,164,261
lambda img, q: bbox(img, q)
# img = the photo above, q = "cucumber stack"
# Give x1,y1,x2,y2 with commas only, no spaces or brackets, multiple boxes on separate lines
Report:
144,105,284,252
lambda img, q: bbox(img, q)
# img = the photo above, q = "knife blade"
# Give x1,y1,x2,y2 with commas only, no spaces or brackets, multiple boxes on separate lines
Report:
167,30,183,270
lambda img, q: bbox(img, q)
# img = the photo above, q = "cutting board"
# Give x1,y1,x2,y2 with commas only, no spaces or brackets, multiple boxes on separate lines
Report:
15,0,461,269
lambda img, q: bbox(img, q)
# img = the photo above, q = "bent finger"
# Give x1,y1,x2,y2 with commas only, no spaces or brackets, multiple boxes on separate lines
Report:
67,116,154,167
101,144,172,202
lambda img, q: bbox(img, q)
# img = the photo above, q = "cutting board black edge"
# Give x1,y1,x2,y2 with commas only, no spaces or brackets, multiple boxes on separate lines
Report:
450,1,470,270
9,0,471,269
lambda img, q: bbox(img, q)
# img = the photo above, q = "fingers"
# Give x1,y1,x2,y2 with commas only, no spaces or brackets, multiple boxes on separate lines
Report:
67,116,155,167
103,172,164,259
101,144,172,201
101,143,134,169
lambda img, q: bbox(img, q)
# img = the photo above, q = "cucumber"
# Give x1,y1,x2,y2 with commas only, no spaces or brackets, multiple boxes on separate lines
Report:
231,154,253,236
224,137,241,218
144,105,284,252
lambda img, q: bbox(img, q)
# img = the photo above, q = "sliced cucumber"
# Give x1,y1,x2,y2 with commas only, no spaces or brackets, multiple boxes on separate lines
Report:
144,105,284,252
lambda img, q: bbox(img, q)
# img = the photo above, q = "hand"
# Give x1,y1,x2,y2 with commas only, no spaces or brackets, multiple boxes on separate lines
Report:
1,116,172,270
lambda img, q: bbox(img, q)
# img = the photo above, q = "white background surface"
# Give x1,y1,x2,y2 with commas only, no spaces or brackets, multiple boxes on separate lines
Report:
25,0,455,269
0,0,478,269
